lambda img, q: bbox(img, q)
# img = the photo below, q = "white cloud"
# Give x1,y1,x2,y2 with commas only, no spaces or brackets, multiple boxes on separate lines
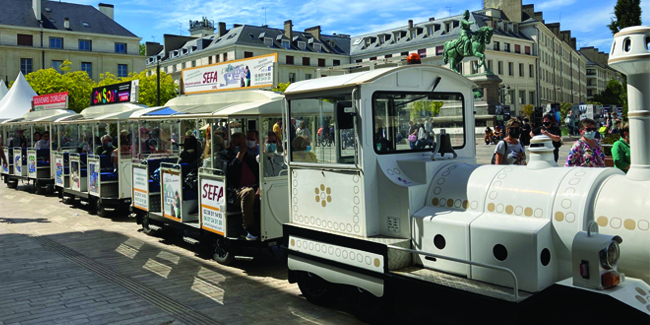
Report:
536,0,576,11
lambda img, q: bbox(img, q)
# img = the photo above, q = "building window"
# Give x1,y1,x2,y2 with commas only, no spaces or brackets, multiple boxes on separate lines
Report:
333,59,340,66
208,56,213,64
508,62,514,76
519,90,526,104
504,43,510,52
435,46,444,56
298,41,306,50
192,60,196,67
493,41,500,51
81,62,92,78
286,56,294,65
17,34,33,46
302,57,310,66
519,63,524,77
78,39,92,51
487,60,493,72
427,26,434,35
244,51,253,58
49,37,63,49
498,61,503,75
525,46,531,55
20,58,33,75
215,55,220,63
115,43,127,54
508,89,515,104
52,60,63,72
418,48,426,58
514,44,521,54
305,74,312,80
529,64,534,78
457,62,463,74
529,91,535,105
223,53,228,61
385,54,392,59
400,51,409,56
370,57,377,61
282,39,291,49
117,64,128,77
471,60,478,74
318,58,326,67
355,59,362,63
182,62,186,69
288,73,296,83
587,89,593,96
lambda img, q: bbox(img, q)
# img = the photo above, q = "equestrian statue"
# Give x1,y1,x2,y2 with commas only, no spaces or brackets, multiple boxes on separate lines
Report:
443,10,494,75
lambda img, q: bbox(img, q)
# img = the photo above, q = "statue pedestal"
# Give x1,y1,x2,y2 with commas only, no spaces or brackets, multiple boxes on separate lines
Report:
467,73,502,115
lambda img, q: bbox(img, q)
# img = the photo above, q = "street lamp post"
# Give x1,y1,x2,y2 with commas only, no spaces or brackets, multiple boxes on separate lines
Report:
156,55,161,107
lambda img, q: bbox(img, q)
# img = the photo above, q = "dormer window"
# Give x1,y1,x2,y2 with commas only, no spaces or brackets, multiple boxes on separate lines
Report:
82,22,89,27
264,37,273,46
427,26,433,35
313,43,322,52
282,39,291,49
298,41,306,50
410,30,416,39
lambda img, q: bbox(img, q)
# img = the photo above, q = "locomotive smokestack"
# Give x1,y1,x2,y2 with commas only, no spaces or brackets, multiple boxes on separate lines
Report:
608,26,650,181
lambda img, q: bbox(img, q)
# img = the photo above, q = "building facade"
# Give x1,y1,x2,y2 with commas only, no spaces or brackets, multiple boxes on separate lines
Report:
0,0,143,81
579,47,624,101
145,20,351,87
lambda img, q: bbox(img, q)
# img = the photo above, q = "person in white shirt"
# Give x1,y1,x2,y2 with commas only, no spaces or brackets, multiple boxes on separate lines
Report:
34,131,50,149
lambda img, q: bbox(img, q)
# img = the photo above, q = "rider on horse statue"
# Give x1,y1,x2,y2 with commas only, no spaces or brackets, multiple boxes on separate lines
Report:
443,10,494,75
459,10,475,56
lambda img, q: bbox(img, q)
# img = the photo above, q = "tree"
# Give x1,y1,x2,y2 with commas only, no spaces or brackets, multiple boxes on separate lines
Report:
559,102,573,125
408,101,443,121
21,60,94,113
608,0,642,34
139,43,146,56
272,82,291,93
522,104,534,120
593,79,625,106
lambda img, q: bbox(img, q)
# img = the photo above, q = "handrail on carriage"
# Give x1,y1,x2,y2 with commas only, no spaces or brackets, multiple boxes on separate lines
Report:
386,245,520,302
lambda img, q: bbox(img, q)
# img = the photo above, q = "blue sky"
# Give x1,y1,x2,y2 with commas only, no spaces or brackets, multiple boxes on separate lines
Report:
79,0,648,53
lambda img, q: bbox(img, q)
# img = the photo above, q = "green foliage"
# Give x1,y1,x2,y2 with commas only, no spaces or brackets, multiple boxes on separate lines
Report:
272,82,291,93
139,43,146,56
559,102,573,125
593,79,627,119
586,100,602,105
408,101,443,121
608,0,642,34
522,104,534,120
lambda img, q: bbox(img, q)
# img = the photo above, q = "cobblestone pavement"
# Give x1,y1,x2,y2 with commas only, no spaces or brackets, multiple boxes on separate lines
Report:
0,184,363,325
0,143,576,325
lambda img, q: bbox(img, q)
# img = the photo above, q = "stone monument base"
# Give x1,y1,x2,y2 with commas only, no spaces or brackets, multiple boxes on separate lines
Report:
467,73,502,115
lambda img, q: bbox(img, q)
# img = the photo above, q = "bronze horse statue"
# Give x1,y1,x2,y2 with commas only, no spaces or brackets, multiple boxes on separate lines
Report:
443,26,494,74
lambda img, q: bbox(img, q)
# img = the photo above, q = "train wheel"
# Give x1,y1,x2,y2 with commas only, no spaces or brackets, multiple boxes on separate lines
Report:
34,181,46,195
352,287,389,324
96,200,107,218
6,180,17,189
296,271,340,306
213,238,234,265
141,213,159,236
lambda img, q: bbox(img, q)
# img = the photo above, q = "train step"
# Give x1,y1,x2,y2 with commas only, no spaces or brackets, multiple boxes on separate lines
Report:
183,237,200,245
149,224,162,231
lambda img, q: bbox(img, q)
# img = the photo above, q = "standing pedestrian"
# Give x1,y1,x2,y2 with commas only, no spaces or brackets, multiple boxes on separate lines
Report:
520,118,532,146
531,114,562,163
565,118,605,168
612,123,630,173
493,118,526,165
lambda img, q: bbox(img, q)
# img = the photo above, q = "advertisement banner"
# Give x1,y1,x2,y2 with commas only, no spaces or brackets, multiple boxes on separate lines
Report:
55,156,64,186
70,158,81,191
162,170,182,221
181,53,277,94
88,160,100,197
2,148,9,174
132,166,149,211
90,80,138,106
33,92,68,110
27,150,36,178
199,177,226,235
13,148,23,176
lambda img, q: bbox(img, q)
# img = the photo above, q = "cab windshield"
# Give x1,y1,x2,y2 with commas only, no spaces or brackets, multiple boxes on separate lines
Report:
372,92,465,153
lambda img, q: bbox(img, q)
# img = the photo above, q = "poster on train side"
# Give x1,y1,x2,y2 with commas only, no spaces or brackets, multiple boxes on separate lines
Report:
70,159,81,191
13,150,22,176
27,150,36,178
132,166,149,211
181,53,277,94
2,148,9,174
162,170,182,221
55,156,64,186
88,160,100,197
199,177,225,235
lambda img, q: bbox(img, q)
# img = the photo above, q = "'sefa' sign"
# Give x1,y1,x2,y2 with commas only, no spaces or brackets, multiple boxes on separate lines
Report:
32,92,68,110
90,80,139,106
181,53,277,94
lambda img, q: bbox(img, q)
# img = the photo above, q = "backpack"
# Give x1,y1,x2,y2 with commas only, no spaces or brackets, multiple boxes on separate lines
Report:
490,140,508,164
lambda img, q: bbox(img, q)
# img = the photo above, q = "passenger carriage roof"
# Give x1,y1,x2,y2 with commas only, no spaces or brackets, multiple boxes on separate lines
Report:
1,109,76,125
284,65,476,95
55,103,148,123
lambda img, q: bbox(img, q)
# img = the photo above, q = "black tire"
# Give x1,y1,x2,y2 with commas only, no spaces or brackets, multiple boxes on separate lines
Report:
141,213,159,236
213,237,234,265
6,180,17,189
296,271,341,306
352,287,390,324
96,200,108,218
34,181,46,195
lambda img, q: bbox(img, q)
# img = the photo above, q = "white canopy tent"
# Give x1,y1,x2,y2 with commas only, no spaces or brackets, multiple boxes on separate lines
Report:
0,80,8,102
0,72,37,120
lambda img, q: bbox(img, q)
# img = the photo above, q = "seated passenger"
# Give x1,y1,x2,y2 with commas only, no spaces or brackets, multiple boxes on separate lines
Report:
225,133,260,241
246,130,259,156
260,131,287,177
95,135,115,156
202,135,229,172
34,131,50,149
179,135,199,165
292,136,317,162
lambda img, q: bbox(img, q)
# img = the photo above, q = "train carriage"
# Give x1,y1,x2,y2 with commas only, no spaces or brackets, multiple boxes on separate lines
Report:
282,51,650,323
131,90,290,264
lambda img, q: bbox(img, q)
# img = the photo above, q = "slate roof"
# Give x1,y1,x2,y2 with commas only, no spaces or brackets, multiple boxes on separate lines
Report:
155,24,350,64
0,0,137,37
350,10,531,57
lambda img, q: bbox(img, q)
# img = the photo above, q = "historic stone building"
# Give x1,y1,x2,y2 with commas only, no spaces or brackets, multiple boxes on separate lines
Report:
0,0,143,81
579,46,624,101
145,19,351,86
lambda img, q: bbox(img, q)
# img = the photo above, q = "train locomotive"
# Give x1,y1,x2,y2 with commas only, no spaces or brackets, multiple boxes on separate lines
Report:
282,26,650,323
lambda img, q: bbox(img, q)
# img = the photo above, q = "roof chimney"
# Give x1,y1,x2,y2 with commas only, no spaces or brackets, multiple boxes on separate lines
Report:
32,0,41,21
305,26,321,40
63,17,70,29
98,3,114,20
408,19,414,29
218,22,227,37
284,20,293,40
429,17,435,21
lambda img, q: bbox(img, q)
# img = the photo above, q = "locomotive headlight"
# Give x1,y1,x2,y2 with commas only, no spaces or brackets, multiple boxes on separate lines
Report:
599,241,620,270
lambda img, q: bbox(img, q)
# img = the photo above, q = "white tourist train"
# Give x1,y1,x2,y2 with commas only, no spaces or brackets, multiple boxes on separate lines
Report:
281,26,650,323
